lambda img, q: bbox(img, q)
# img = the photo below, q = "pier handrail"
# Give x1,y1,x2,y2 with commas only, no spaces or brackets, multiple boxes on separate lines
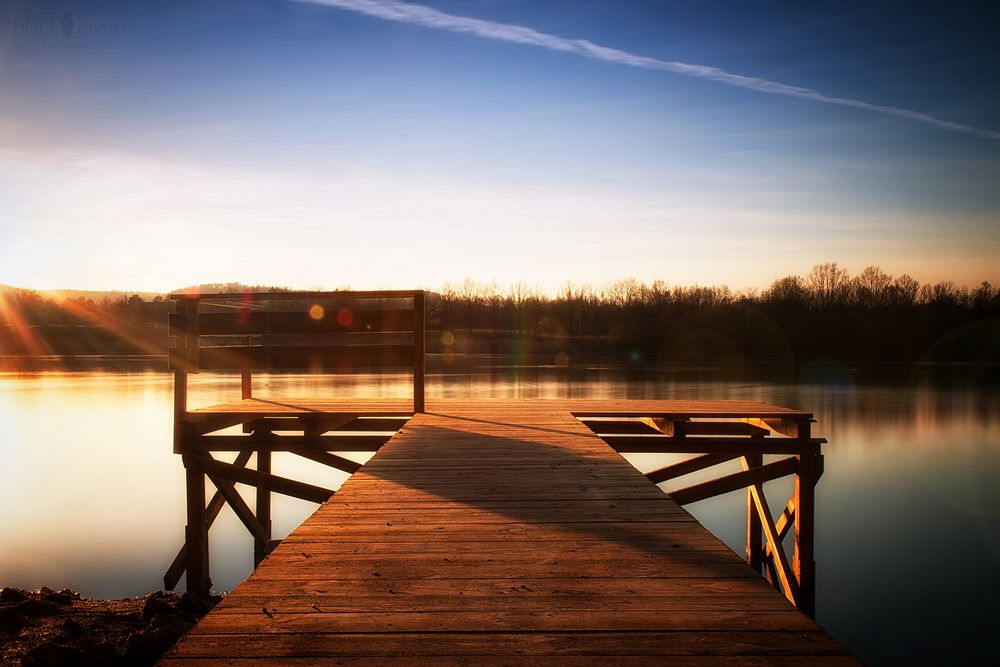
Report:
168,290,426,413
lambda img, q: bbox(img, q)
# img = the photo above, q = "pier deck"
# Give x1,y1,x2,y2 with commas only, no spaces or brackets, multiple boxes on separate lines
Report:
163,398,854,664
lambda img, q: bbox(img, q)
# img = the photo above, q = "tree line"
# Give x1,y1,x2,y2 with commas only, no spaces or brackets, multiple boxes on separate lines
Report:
1,265,997,368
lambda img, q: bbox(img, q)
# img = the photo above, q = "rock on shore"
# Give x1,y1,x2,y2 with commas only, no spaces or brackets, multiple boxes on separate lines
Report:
0,586,220,666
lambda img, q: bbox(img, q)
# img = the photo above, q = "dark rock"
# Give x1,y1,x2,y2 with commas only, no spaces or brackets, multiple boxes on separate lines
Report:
57,588,81,600
0,587,28,603
78,640,119,667
141,595,176,621
44,591,75,606
38,586,55,596
123,631,163,664
0,605,20,631
177,591,214,616
149,612,183,630
149,619,193,645
22,640,84,667
60,618,83,636
16,598,62,617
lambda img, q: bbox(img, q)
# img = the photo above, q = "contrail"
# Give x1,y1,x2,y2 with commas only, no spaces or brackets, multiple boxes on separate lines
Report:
293,0,1000,140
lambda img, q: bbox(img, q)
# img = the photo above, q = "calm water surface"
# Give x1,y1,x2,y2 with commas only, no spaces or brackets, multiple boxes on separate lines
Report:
1,367,998,665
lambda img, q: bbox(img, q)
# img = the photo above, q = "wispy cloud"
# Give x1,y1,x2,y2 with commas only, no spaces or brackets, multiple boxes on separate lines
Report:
293,0,1000,140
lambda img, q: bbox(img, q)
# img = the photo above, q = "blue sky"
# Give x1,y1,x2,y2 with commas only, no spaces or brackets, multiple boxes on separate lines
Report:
1,0,998,292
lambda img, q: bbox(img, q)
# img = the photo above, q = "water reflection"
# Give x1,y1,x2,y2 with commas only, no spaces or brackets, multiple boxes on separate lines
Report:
0,368,997,665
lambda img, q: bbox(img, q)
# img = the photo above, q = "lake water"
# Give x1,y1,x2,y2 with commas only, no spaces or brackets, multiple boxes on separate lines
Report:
1,366,998,665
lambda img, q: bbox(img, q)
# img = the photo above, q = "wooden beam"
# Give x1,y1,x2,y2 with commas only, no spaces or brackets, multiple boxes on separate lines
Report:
169,309,417,336
795,452,820,618
206,473,268,544
640,417,686,437
188,433,391,452
255,450,272,567
164,450,253,590
645,454,741,484
183,455,334,504
669,457,799,506
241,336,252,399
290,448,363,474
745,453,763,575
171,343,414,372
187,414,249,436
744,459,800,608
607,437,822,456
241,414,359,435
580,419,662,435
744,417,812,439
183,466,210,596
413,290,425,413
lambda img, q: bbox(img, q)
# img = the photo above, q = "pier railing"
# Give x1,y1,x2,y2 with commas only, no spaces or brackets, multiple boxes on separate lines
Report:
164,290,425,593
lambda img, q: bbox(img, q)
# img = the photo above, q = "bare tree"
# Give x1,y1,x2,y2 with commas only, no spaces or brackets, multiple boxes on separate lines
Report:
807,263,850,308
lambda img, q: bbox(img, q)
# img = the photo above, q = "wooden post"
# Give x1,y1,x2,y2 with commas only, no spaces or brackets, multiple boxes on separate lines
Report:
794,419,817,619
254,450,271,567
184,462,211,596
413,290,426,413
745,453,763,574
173,371,187,455
241,336,252,399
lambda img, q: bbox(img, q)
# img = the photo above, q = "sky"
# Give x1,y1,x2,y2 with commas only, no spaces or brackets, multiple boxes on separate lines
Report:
1,0,998,293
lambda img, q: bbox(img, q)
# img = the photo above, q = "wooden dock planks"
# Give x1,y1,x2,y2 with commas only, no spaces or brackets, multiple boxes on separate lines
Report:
163,400,854,664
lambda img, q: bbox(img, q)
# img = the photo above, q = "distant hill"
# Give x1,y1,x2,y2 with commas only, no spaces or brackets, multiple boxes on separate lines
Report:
43,289,166,302
169,283,291,295
0,283,293,302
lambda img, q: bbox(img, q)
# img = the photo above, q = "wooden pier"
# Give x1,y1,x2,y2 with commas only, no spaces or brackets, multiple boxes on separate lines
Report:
162,291,853,664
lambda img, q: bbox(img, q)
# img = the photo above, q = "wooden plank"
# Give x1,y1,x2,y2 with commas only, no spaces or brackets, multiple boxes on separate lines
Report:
169,309,415,336
167,631,850,657
191,609,820,633
171,343,414,371
164,657,861,666
669,457,799,506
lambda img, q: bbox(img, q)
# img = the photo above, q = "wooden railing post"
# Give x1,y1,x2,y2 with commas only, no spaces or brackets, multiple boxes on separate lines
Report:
794,419,817,619
413,290,426,413
241,337,253,399
745,453,763,574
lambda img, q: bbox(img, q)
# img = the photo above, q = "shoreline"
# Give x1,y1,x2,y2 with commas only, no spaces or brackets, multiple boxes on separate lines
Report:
0,587,218,666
